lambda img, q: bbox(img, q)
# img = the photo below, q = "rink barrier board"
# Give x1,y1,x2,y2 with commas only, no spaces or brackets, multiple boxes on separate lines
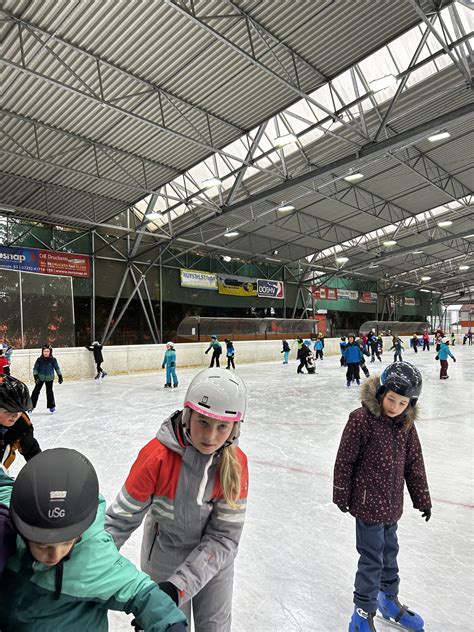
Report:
7,335,462,383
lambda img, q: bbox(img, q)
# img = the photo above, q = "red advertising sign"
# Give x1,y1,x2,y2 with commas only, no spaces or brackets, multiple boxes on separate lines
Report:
358,291,378,304
310,286,338,300
38,250,90,278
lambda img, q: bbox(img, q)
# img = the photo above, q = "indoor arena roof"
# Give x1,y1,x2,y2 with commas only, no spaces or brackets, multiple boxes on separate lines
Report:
1,0,473,302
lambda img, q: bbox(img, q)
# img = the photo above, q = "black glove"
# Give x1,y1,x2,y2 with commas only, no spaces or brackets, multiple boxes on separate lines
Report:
453,357,456,362
159,581,179,606
162,364,165,369
435,355,439,360
131,620,143,631
205,349,209,354
338,505,349,513
420,508,431,522
58,376,63,384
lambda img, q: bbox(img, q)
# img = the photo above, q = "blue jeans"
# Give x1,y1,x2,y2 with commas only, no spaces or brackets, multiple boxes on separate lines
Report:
166,365,178,386
283,351,289,363
354,518,400,612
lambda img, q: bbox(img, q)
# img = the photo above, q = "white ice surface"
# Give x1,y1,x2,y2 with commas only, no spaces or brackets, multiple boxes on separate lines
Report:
9,345,473,631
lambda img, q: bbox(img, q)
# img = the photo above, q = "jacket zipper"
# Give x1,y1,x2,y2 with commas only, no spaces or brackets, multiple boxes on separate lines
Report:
362,489,367,504
389,424,397,522
147,522,159,561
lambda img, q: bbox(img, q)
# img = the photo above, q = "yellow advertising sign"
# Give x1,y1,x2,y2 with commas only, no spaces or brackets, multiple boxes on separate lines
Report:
218,274,258,297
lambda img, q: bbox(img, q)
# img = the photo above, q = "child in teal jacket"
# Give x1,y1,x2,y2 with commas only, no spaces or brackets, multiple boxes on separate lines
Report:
0,448,187,632
162,342,178,389
437,338,456,379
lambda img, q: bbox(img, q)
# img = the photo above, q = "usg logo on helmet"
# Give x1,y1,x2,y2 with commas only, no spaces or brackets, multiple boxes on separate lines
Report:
48,507,66,519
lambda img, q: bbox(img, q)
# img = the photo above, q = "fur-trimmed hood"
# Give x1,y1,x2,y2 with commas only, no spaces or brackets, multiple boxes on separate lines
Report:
360,375,418,429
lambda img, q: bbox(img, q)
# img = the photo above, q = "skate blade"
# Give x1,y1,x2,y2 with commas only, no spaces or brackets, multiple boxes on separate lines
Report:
376,615,424,632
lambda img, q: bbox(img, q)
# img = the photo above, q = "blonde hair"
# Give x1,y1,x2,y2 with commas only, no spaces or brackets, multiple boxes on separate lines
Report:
220,444,242,510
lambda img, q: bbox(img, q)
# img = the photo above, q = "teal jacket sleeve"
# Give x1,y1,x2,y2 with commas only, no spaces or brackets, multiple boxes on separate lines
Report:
53,358,62,377
0,468,14,506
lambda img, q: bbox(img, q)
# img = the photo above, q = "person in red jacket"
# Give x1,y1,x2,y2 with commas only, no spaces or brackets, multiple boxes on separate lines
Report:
333,361,431,632
0,350,9,376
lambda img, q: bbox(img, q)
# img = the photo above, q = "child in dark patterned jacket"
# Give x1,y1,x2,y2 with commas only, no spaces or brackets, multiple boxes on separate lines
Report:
333,361,431,632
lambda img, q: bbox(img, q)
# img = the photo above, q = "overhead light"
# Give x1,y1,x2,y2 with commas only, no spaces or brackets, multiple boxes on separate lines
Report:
224,231,239,238
272,249,279,255
146,212,162,220
464,234,474,238
277,203,295,212
428,131,451,142
201,177,222,189
344,172,364,183
438,220,453,227
335,256,349,264
459,265,470,271
383,240,397,246
369,75,397,92
369,263,380,268
222,255,232,263
420,289,431,293
273,134,297,148
421,276,431,281
412,250,424,254
266,257,281,262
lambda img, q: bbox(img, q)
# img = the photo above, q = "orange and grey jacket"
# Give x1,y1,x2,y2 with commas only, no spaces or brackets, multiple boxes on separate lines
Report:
0,413,40,469
105,411,248,606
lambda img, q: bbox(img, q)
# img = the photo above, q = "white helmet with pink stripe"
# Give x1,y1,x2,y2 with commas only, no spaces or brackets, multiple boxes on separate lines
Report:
183,368,247,443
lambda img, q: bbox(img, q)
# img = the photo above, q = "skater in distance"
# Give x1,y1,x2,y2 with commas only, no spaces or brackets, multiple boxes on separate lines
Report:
31,345,63,413
333,361,431,632
86,341,107,379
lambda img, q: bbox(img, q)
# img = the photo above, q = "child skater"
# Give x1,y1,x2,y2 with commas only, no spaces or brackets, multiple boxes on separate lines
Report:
281,339,290,364
205,335,222,368
0,375,40,471
31,345,63,413
333,361,431,632
343,334,364,386
86,340,107,379
162,342,178,388
105,368,249,632
224,338,235,369
0,448,187,631
437,337,456,379
389,337,404,362
340,336,347,367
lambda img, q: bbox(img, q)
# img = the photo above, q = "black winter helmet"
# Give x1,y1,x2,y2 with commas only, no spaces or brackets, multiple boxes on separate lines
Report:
0,375,33,412
11,448,99,544
377,361,422,405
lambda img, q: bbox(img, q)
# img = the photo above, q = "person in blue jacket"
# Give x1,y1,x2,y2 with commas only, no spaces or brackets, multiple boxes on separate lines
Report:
224,339,235,370
437,337,456,379
343,334,364,387
340,336,347,367
0,448,187,632
314,337,324,360
162,342,178,389
281,339,291,364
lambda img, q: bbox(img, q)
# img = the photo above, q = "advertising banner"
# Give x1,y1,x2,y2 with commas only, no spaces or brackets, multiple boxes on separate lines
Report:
0,245,90,278
358,291,378,304
311,286,338,300
404,297,416,306
337,288,359,301
218,274,257,297
257,279,285,299
180,268,218,290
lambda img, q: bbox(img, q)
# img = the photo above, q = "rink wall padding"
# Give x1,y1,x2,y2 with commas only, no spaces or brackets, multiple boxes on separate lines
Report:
8,336,456,383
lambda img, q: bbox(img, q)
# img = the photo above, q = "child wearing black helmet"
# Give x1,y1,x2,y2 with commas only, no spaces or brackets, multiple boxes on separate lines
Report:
0,448,187,631
333,361,431,632
0,375,40,471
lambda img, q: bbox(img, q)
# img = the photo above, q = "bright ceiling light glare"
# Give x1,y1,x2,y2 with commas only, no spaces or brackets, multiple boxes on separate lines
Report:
277,204,295,212
222,255,232,263
369,74,397,92
335,256,349,264
146,212,161,220
428,131,451,142
420,276,431,281
437,220,453,227
343,172,364,183
464,234,474,238
412,250,424,254
459,265,470,271
420,289,431,293
201,177,222,189
224,231,239,238
273,134,297,148
265,257,281,262
383,240,397,246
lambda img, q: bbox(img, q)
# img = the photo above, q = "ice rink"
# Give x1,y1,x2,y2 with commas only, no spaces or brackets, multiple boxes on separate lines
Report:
10,344,473,631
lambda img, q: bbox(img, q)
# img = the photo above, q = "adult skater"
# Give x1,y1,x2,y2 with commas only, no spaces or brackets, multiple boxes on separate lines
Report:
313,336,324,360
389,337,404,362
343,334,364,387
86,341,107,379
0,350,8,376
105,368,249,632
281,339,290,364
333,361,431,632
436,337,456,380
1,341,12,376
422,330,430,351
31,345,63,413
162,342,178,388
205,335,222,368
340,336,347,367
450,332,455,346
0,448,187,631
410,334,419,354
0,376,40,470
224,338,235,370
297,340,311,373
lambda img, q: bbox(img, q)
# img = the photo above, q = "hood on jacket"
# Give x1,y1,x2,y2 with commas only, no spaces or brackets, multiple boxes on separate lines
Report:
156,411,186,456
360,375,418,429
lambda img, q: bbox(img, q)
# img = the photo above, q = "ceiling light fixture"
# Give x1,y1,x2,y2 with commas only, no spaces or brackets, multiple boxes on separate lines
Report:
277,203,295,212
412,250,424,254
335,256,349,264
459,265,470,271
438,220,453,227
273,134,297,148
201,177,222,189
344,172,364,183
224,231,239,238
272,249,279,255
222,255,232,263
383,240,397,246
421,276,431,281
428,131,451,142
420,289,431,293
369,74,397,92
265,257,281,262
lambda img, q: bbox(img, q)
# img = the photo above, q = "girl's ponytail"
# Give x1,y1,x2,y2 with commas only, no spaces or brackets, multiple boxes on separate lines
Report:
220,445,242,509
